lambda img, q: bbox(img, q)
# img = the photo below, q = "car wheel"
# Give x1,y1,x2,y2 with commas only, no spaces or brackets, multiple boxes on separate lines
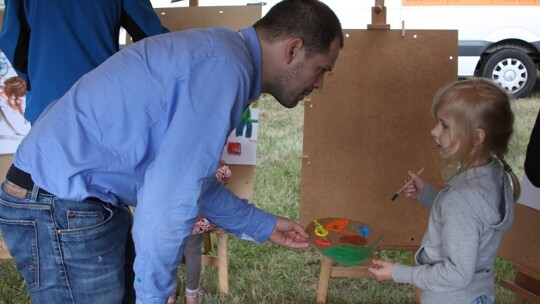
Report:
481,48,537,98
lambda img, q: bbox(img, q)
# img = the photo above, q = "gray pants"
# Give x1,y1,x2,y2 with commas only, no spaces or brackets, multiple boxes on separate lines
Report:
184,234,204,290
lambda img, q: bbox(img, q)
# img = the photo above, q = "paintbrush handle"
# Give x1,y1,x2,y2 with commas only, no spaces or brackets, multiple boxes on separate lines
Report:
390,167,425,201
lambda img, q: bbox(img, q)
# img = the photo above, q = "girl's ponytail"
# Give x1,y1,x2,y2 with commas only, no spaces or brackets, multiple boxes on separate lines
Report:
498,157,521,202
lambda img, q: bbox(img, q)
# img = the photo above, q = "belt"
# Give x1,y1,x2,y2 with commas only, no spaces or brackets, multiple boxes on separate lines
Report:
4,165,52,199
4,165,109,205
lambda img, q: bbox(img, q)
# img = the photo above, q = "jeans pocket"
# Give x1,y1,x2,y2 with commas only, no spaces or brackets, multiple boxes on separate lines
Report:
53,198,114,232
0,218,39,290
67,209,106,230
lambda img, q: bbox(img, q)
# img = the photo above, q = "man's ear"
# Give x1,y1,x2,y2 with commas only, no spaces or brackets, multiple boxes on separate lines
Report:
475,128,486,146
285,38,304,65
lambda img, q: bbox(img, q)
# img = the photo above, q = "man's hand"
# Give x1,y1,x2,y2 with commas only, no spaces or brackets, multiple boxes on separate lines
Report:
269,217,309,248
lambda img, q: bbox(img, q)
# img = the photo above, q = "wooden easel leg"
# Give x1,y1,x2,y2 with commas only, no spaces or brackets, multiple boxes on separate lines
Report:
217,232,229,294
512,295,526,304
316,256,332,304
498,264,540,304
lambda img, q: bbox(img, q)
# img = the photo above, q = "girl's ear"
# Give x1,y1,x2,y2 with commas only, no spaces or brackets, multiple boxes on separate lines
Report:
475,128,486,146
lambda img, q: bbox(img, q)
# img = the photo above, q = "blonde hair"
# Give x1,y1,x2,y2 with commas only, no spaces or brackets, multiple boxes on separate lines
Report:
431,78,521,201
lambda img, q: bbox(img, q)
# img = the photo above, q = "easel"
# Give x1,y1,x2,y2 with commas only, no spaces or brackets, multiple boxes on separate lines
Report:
316,243,419,303
0,233,11,259
299,0,457,302
499,202,540,304
150,5,262,297
313,2,416,302
201,228,229,294
499,264,540,303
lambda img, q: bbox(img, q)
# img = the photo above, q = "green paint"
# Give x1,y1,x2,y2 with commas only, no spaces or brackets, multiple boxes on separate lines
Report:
322,245,374,266
321,238,382,266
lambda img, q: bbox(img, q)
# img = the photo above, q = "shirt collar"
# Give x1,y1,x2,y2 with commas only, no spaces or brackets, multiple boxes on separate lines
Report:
239,27,262,103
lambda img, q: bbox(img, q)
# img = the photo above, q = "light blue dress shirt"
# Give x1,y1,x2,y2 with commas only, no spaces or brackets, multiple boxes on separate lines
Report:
14,26,277,303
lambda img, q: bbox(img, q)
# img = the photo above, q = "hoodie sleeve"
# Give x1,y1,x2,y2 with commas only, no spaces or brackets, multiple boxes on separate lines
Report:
392,190,482,292
417,184,439,209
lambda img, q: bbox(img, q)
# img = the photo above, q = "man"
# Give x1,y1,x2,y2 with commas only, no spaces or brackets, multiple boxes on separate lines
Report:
0,0,168,124
0,0,344,303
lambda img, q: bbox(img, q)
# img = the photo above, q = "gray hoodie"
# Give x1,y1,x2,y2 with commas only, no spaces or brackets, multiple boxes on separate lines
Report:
392,161,514,304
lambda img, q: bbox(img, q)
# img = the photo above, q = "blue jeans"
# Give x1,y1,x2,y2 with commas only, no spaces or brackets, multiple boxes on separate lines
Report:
472,295,495,304
0,181,134,304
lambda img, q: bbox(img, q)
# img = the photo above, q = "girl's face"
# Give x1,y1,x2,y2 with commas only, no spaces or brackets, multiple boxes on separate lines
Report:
431,108,460,159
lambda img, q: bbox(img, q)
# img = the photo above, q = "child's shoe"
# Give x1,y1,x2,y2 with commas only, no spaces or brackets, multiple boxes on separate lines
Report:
185,288,204,304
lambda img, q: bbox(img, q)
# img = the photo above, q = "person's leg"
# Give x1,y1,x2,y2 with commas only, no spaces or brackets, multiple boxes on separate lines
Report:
184,234,204,304
184,234,203,290
123,213,136,304
0,183,130,304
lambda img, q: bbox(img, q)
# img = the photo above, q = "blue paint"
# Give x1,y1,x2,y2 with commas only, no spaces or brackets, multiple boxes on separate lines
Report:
355,225,371,238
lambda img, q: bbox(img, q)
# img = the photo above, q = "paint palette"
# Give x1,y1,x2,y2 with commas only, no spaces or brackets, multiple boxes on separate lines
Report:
306,217,382,267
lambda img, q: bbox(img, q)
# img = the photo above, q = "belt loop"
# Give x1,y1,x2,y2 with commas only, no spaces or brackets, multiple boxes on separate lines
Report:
30,184,40,202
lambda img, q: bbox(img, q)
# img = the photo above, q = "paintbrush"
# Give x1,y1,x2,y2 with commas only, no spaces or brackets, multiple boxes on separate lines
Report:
390,167,425,201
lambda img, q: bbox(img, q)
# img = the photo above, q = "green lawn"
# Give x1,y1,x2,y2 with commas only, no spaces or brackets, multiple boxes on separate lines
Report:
1,88,539,303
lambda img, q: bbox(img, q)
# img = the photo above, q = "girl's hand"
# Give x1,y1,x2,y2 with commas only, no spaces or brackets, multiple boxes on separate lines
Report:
403,170,425,200
368,259,394,281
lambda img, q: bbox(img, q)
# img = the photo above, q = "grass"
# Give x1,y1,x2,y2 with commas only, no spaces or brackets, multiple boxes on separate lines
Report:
1,86,539,303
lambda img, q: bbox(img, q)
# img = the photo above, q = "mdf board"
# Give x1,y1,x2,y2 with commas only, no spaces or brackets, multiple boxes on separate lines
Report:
151,5,262,200
499,203,540,275
0,10,10,259
155,6,261,31
300,29,457,248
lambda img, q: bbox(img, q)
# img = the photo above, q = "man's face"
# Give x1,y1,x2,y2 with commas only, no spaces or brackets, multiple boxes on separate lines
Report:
270,38,341,108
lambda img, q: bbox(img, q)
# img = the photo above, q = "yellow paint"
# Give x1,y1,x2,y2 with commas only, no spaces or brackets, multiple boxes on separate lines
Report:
314,220,329,237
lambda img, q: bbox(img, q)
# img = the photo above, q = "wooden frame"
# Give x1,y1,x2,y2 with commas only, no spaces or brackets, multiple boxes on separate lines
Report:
201,228,229,294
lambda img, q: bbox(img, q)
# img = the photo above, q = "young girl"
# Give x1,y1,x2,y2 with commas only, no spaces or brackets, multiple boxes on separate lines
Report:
368,78,520,304
168,160,232,304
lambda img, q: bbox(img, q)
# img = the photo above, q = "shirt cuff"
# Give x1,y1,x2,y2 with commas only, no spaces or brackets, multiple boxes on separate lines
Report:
237,206,277,243
392,263,414,284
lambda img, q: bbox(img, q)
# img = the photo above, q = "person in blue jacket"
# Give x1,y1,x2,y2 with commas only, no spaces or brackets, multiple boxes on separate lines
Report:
0,0,168,124
0,0,343,303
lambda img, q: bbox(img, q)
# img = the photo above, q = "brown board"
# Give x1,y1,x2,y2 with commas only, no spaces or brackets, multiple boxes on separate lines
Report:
299,29,458,248
155,6,261,31
150,5,262,202
499,203,540,275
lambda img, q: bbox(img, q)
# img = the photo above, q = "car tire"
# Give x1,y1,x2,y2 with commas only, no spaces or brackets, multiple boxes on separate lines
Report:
481,48,537,98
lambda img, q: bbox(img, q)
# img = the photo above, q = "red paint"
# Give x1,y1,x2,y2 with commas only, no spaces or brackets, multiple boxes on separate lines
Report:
339,235,367,245
316,239,332,246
